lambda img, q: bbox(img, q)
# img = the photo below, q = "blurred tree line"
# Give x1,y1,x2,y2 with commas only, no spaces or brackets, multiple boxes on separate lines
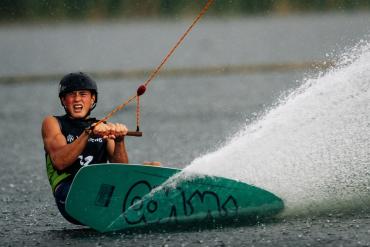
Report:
1,0,369,22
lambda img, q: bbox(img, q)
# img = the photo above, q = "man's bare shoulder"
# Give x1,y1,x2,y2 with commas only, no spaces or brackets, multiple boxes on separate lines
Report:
41,116,60,137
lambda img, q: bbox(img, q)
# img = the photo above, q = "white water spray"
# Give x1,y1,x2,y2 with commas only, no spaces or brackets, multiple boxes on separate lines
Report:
186,42,370,216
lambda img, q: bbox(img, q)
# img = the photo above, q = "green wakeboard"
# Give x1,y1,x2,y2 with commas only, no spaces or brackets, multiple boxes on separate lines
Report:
65,164,284,232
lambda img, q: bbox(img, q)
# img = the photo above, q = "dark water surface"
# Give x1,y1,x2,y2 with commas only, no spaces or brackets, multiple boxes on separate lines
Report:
1,13,369,246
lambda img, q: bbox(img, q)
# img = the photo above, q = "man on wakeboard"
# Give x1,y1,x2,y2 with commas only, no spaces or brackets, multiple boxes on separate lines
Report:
42,72,132,224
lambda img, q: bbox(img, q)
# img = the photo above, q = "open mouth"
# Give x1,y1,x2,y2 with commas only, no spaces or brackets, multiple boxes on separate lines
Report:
73,104,84,112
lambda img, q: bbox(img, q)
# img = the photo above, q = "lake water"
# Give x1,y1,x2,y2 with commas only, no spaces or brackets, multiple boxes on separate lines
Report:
0,12,369,246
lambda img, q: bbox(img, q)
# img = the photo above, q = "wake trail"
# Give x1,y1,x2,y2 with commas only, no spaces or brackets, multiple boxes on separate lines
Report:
185,41,370,216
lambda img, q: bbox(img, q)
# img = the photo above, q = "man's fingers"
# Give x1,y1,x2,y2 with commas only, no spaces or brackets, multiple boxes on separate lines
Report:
93,122,128,139
93,123,109,136
143,161,161,167
114,123,128,136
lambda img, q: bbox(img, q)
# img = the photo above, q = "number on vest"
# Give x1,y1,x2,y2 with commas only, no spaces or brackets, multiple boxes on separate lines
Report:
78,155,93,166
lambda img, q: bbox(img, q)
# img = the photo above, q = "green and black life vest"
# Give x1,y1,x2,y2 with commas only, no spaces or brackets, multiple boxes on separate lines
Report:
45,115,108,192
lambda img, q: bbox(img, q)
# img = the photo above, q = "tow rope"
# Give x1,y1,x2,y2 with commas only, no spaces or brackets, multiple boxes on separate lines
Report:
93,0,214,136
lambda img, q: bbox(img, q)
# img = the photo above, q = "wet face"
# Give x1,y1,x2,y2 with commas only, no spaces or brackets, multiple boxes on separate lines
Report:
61,90,96,119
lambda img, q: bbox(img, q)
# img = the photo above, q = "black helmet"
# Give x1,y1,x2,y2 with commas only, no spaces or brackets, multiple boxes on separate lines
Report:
59,72,98,112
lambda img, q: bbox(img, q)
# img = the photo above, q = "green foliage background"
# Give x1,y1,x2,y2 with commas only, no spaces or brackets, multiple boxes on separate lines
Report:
0,0,369,22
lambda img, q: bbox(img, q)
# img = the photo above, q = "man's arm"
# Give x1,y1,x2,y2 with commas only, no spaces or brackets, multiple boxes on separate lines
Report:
105,123,129,163
41,116,90,170
107,138,129,163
